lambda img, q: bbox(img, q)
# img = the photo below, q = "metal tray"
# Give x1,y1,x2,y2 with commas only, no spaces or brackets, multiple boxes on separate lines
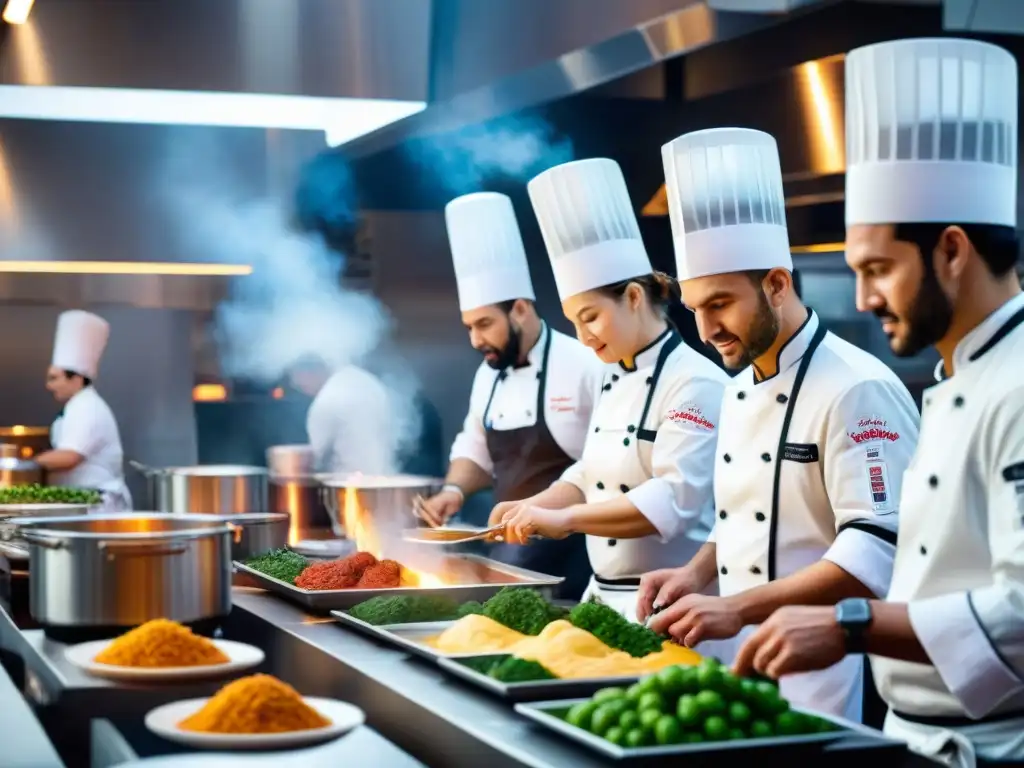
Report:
437,654,644,702
331,612,474,661
514,699,873,762
233,554,563,612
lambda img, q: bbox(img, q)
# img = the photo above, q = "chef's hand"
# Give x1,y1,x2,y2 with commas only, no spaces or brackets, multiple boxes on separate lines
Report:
636,567,704,624
418,490,463,528
488,499,527,528
648,594,743,647
732,606,846,680
504,505,571,545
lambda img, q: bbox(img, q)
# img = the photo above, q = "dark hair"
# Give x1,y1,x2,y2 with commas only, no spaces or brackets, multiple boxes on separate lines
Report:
742,268,802,298
494,298,534,315
62,370,92,387
894,223,1020,279
594,271,682,314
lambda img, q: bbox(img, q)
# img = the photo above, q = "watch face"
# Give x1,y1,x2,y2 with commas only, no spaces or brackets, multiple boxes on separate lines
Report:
839,599,871,625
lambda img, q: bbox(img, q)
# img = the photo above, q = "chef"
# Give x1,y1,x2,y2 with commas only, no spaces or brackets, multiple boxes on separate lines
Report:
418,192,600,600
35,310,132,513
490,158,730,620
732,38,1024,766
642,128,920,721
288,355,398,476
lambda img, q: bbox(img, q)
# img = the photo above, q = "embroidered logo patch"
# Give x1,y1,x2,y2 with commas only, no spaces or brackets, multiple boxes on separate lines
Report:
865,448,895,515
667,403,716,431
783,443,819,463
849,416,901,444
548,396,576,413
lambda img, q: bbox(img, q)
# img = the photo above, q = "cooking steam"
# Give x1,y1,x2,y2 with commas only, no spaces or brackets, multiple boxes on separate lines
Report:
403,113,574,196
155,134,422,475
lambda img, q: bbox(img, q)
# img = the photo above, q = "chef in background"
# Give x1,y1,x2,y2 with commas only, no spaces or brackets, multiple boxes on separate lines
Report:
418,192,599,599
642,128,920,721
35,310,132,513
732,38,1024,766
490,158,730,621
288,355,399,476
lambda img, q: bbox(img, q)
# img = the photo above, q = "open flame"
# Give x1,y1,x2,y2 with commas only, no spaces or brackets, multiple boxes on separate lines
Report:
341,486,446,588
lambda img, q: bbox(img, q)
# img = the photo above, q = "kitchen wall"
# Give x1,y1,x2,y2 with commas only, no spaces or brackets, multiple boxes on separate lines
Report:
0,304,196,504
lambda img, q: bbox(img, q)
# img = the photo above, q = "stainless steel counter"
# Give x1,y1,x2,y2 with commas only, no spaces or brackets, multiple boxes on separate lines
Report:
0,655,64,767
0,586,919,768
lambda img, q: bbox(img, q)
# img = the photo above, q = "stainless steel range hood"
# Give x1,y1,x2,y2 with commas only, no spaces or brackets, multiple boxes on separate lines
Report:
343,1,788,159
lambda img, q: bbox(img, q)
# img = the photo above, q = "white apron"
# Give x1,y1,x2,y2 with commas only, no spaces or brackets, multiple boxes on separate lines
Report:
711,312,916,722
50,413,132,515
884,711,1024,768
574,330,730,660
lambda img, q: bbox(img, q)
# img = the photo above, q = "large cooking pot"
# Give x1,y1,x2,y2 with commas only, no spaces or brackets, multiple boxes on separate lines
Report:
0,454,43,488
265,445,331,543
197,512,289,561
16,513,234,639
317,474,442,540
0,503,93,561
131,462,269,515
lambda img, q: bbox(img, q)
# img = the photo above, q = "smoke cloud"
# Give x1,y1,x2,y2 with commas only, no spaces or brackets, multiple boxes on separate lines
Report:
155,132,422,474
403,113,574,197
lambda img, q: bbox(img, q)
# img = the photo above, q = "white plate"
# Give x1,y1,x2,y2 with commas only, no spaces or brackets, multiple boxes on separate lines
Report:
144,696,365,750
64,639,265,681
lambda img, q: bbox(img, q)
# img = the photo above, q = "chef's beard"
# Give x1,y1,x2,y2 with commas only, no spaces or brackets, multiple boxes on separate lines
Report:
705,290,780,371
876,265,954,357
480,318,522,371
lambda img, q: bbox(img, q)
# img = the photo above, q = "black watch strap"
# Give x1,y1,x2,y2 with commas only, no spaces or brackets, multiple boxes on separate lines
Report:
835,598,873,654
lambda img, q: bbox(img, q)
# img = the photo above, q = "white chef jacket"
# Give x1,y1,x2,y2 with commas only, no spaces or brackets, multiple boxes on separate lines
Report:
306,366,398,476
49,386,132,513
872,292,1024,764
712,310,920,719
449,324,604,471
560,328,729,580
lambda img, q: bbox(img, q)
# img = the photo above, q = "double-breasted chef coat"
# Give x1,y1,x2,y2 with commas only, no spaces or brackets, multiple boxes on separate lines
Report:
871,293,1024,766
559,327,730,619
451,322,603,599
49,386,132,514
712,310,920,721
306,365,399,475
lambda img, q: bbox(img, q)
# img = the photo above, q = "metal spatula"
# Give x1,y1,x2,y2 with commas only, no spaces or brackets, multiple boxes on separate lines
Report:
402,523,506,545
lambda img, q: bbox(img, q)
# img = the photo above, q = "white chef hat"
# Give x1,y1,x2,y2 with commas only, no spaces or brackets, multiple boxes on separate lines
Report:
527,158,652,300
445,192,536,312
845,38,1018,227
662,128,792,281
51,310,110,379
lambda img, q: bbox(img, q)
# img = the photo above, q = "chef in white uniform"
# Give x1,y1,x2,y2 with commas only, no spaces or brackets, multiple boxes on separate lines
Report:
418,192,601,599
289,355,398,476
732,38,1024,766
643,128,920,721
35,310,132,513
490,158,730,620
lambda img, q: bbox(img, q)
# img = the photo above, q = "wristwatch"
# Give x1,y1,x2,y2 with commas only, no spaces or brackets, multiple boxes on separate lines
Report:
835,598,873,654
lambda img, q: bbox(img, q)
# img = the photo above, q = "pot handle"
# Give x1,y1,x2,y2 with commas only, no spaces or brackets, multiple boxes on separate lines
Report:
99,540,188,558
128,459,167,477
228,522,243,544
18,535,65,550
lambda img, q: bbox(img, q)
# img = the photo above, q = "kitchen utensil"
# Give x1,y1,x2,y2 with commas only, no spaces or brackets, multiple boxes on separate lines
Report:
401,524,505,545
16,513,235,635
131,461,269,515
144,697,364,750
65,638,265,681
265,444,316,479
318,474,442,540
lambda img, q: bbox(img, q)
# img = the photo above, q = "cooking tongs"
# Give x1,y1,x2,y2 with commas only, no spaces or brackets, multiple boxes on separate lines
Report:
402,523,506,545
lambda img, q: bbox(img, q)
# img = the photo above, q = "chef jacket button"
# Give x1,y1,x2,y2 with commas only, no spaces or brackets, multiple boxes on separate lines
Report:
953,395,965,408
761,452,772,463
612,374,619,382
755,512,766,522
627,425,636,433
737,391,746,400
526,410,532,418
536,371,543,380
602,383,612,392
594,426,600,433
646,377,653,386
623,438,630,446
720,565,728,575
750,566,762,575
925,398,932,407
723,454,732,463
776,393,789,404
919,545,927,556
718,510,727,520
608,539,617,547
596,482,605,490
619,484,629,493
928,475,939,488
